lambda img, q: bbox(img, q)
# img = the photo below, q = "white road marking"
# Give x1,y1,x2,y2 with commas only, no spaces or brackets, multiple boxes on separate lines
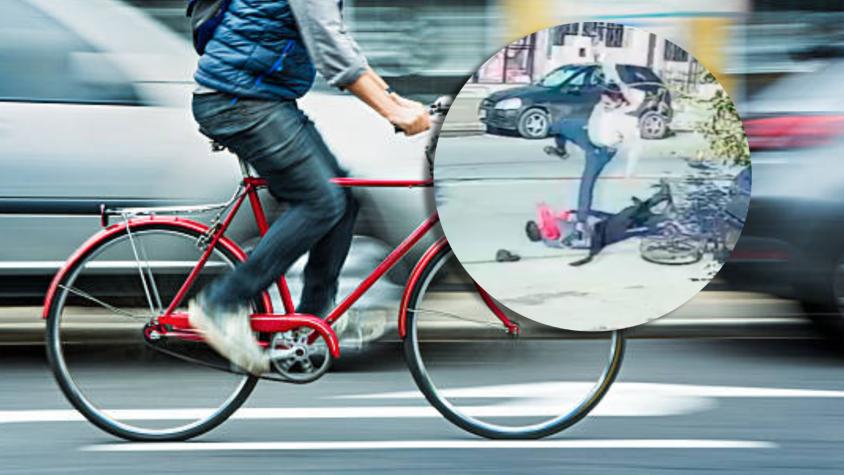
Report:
0,401,691,424
334,382,844,400
5,382,844,425
0,261,226,270
82,439,777,452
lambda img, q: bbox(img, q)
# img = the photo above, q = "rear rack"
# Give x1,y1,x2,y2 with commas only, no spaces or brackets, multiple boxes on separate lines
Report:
99,185,245,227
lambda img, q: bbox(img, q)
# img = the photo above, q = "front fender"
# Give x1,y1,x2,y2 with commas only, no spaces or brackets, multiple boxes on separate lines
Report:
397,237,449,339
41,216,266,319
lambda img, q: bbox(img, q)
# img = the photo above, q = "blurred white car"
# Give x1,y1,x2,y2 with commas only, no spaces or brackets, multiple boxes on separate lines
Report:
0,0,437,301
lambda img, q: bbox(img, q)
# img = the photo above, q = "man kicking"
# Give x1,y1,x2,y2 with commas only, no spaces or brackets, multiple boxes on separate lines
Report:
545,79,643,248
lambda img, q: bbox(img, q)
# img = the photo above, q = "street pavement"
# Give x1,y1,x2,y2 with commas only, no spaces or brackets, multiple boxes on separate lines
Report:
1,336,844,474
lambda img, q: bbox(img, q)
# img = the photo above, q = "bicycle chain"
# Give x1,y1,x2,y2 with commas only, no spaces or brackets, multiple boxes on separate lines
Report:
143,333,298,384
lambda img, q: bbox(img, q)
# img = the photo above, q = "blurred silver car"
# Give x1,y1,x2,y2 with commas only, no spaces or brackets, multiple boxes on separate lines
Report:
0,0,436,301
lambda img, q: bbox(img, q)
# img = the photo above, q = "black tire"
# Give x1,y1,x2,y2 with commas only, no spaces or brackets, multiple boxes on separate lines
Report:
403,244,625,439
639,111,668,140
517,108,550,139
526,221,542,242
800,250,844,348
45,222,259,441
485,125,506,136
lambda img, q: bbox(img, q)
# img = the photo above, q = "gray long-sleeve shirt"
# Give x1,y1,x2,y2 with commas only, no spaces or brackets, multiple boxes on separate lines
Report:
288,0,369,88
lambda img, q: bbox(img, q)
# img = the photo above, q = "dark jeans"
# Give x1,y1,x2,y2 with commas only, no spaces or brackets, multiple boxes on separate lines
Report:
191,92,358,315
552,117,617,223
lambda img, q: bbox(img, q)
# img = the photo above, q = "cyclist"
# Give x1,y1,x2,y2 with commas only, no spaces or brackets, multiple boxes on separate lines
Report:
544,78,643,248
189,0,431,374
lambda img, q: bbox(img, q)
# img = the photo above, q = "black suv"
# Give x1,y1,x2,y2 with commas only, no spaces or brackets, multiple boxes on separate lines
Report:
479,63,673,139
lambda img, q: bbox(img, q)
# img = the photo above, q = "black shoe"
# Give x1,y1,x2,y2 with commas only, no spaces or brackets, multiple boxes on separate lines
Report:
544,146,569,159
495,249,521,262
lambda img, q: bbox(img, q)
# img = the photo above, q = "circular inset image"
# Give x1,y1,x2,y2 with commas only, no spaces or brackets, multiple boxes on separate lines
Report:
434,22,751,331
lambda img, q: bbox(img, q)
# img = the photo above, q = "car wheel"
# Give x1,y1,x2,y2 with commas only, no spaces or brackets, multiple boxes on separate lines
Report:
517,109,549,139
639,111,668,140
801,251,844,348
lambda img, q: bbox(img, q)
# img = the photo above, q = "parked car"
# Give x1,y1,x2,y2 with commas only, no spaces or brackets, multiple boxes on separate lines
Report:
721,58,844,343
478,63,673,140
0,0,436,302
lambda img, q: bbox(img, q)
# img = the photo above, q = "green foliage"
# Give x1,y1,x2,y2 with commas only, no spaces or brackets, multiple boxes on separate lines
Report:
694,88,750,166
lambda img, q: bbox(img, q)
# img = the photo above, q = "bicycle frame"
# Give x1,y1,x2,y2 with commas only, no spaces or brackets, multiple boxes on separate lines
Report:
43,168,519,361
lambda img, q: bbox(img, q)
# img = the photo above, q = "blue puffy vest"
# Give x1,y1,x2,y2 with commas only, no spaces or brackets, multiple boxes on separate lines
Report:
194,0,316,100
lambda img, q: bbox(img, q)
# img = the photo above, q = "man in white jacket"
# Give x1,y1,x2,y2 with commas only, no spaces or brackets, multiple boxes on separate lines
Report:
545,77,644,248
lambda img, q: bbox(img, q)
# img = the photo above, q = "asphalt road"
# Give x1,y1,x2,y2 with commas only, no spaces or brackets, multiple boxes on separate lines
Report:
2,335,844,474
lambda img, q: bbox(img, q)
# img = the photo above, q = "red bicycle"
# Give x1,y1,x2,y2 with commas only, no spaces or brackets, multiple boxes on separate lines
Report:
43,103,624,441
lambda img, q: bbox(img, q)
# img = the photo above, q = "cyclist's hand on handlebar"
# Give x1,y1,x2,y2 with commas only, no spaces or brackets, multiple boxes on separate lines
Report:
390,93,423,109
389,99,431,136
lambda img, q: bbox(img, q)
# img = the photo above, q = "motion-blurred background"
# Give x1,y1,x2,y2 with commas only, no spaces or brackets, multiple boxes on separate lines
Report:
2,0,843,343
2,1,844,472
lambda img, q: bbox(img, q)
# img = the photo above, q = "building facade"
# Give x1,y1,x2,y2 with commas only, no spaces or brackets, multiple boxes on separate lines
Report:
473,22,701,93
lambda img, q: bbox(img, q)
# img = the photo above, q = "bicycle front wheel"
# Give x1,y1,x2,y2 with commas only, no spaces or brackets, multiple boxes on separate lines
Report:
640,234,704,265
403,243,624,439
45,222,259,441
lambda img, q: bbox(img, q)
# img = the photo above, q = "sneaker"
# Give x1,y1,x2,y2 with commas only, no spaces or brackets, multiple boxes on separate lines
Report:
543,145,569,159
561,223,591,249
188,296,269,376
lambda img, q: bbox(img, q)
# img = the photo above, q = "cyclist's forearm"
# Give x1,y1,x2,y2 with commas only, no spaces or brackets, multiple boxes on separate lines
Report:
346,70,401,122
366,68,389,90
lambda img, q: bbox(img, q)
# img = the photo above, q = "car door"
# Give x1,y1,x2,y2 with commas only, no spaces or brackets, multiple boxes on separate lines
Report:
579,66,604,111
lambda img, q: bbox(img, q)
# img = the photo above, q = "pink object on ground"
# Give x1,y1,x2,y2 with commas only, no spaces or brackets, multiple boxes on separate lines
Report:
536,203,572,240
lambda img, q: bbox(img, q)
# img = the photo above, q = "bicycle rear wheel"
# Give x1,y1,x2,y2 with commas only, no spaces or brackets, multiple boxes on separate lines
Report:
403,243,624,439
45,222,259,441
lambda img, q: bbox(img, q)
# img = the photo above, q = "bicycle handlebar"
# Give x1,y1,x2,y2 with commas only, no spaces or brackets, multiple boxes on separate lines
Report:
393,96,452,134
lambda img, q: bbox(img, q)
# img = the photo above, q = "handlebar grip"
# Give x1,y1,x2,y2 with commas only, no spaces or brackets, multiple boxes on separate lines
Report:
392,98,451,135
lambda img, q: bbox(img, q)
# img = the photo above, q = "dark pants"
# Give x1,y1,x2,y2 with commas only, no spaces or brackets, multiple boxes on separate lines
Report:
191,92,358,315
552,117,617,223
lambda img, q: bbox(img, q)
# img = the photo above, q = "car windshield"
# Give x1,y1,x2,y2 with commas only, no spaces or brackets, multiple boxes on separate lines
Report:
538,66,587,87
616,65,661,85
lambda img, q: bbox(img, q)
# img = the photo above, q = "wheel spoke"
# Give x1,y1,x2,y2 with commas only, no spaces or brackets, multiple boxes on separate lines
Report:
58,284,151,321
